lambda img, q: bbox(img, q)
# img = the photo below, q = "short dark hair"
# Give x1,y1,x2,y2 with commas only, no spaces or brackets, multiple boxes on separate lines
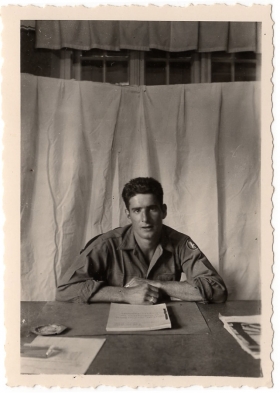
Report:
122,177,164,209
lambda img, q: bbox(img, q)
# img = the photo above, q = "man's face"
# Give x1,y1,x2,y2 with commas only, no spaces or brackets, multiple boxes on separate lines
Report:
125,194,167,242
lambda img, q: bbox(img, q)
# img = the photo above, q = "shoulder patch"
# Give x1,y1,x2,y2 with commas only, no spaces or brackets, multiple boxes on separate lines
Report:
187,238,198,250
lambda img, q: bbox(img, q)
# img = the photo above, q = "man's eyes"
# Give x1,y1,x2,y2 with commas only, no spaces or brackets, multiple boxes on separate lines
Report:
132,207,158,213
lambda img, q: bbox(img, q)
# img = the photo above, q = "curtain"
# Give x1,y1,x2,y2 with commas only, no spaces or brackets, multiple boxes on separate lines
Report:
34,21,261,53
21,74,260,301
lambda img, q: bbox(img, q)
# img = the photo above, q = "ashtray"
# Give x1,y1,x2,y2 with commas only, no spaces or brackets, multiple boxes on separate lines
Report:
31,324,67,336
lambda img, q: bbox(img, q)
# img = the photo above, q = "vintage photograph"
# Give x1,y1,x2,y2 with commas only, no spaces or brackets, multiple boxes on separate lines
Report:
2,5,273,388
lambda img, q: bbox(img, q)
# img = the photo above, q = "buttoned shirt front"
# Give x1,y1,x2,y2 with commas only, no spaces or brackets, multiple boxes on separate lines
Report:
56,224,227,303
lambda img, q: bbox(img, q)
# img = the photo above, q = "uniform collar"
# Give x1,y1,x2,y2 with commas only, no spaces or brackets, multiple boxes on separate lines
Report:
117,225,136,250
118,224,174,253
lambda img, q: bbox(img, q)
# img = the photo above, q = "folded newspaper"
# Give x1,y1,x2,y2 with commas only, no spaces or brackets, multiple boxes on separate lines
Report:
219,314,261,359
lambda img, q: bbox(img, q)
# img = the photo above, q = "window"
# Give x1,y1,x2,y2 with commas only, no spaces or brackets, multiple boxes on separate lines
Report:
21,29,261,85
145,50,194,85
211,51,260,82
77,49,130,85
74,49,260,84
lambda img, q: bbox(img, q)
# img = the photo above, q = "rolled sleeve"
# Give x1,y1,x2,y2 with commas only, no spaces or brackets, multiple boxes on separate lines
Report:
194,276,228,303
56,279,105,303
180,239,227,303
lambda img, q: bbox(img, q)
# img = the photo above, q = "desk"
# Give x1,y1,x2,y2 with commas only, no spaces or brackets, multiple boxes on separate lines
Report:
21,301,261,376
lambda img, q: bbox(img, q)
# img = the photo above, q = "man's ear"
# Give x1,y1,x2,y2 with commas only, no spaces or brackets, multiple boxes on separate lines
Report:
125,208,131,220
162,204,167,219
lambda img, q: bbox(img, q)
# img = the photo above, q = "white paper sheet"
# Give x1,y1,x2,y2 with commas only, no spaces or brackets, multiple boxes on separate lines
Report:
21,336,106,374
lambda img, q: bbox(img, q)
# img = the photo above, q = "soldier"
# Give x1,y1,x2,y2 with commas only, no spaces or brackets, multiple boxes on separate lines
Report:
56,177,227,305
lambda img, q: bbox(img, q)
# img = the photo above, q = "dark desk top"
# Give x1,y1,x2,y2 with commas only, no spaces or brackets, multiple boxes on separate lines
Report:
21,300,261,377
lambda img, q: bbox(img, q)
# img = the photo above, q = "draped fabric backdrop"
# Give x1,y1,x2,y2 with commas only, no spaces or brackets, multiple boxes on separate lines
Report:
21,74,260,301
34,20,262,53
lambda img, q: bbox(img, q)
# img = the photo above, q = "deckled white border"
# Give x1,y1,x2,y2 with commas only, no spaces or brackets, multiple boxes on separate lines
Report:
1,1,279,392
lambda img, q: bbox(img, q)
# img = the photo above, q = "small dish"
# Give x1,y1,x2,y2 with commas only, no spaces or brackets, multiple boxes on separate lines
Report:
31,324,67,336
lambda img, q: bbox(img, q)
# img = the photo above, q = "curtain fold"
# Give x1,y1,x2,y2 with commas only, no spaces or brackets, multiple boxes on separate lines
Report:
198,22,229,52
228,22,258,53
217,82,261,299
21,74,260,301
34,21,261,53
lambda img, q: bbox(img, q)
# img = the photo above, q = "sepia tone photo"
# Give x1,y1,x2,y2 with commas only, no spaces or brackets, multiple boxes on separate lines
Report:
2,5,273,388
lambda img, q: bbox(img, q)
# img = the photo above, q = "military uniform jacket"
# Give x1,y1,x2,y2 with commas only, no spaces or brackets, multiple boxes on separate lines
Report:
56,224,227,303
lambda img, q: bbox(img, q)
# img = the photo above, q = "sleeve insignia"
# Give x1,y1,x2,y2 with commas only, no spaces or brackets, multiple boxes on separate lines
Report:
187,238,198,250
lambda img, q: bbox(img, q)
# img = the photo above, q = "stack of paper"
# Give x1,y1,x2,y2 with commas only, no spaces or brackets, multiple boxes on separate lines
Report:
21,336,106,374
106,303,171,332
219,314,261,359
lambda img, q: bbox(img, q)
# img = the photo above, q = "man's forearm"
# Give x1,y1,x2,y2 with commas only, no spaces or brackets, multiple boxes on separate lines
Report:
125,277,203,302
149,279,227,303
89,286,126,303
155,281,203,302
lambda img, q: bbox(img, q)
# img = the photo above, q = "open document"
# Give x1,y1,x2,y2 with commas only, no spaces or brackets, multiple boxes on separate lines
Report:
21,336,106,374
106,303,171,332
219,314,261,359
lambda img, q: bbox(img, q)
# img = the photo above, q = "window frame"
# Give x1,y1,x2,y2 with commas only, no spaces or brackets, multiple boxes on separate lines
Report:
67,49,261,85
199,52,261,83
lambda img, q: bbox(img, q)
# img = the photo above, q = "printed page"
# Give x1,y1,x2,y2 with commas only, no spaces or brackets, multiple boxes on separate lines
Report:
106,303,171,331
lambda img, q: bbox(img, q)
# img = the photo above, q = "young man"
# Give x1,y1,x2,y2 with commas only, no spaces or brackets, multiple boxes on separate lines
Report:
56,177,227,304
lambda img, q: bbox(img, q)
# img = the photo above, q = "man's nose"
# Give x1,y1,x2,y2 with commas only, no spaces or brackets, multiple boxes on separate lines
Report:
141,210,149,222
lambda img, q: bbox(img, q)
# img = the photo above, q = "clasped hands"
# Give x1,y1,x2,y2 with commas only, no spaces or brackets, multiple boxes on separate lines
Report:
124,277,162,305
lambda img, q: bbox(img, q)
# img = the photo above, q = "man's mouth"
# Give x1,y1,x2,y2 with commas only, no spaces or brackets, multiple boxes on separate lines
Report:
142,225,153,229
